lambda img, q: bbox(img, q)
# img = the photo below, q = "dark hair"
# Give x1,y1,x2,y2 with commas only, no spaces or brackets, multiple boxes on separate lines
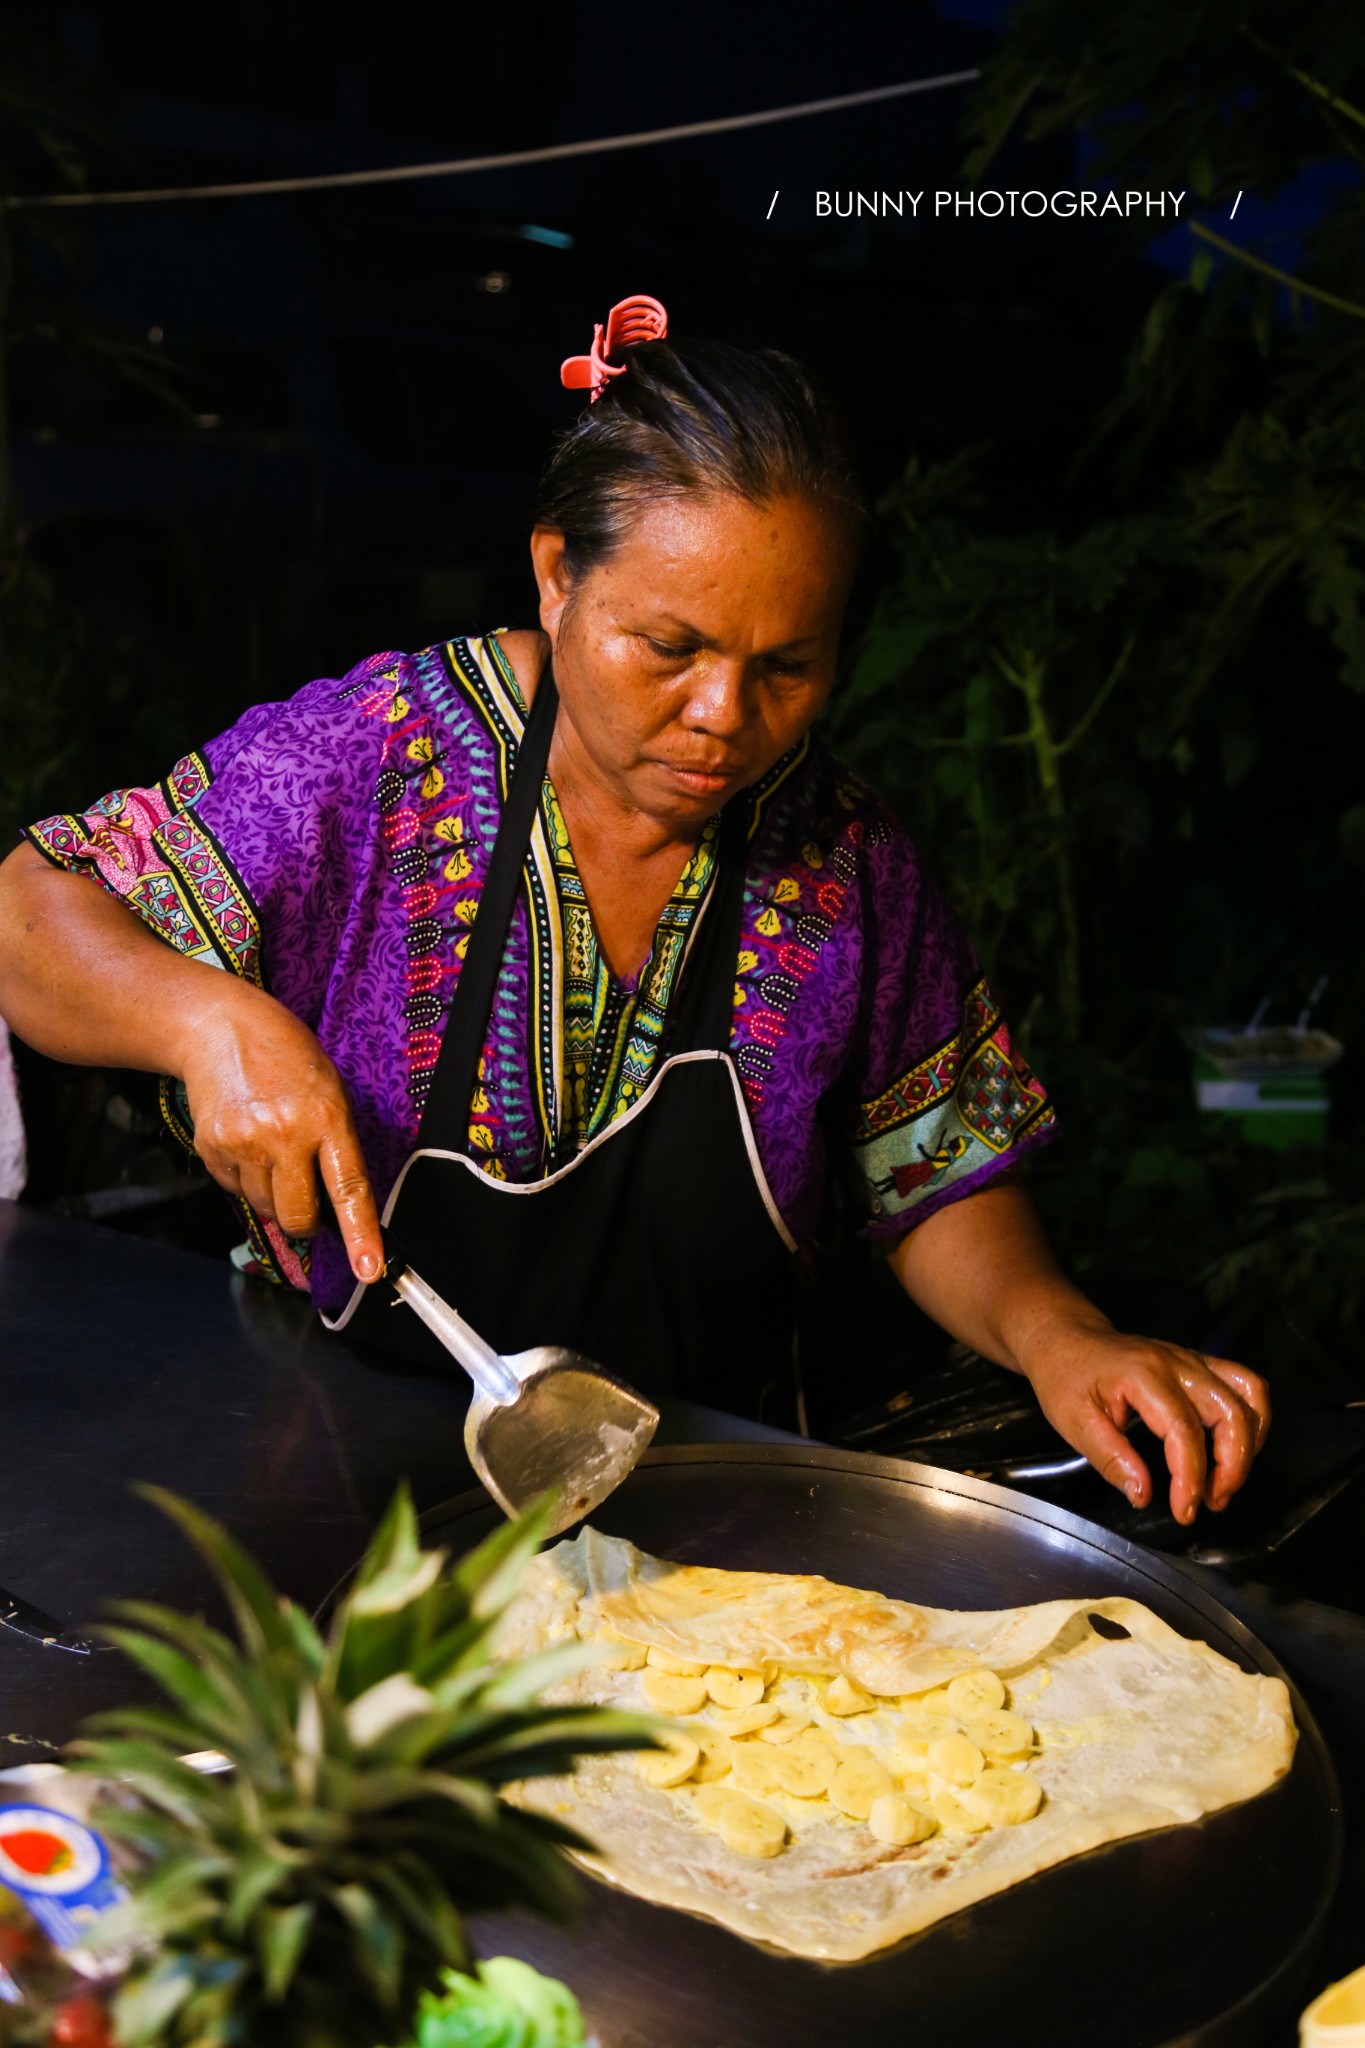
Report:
533,334,867,579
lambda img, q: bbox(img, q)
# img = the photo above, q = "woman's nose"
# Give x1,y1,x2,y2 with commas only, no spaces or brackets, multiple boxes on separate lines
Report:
682,661,750,738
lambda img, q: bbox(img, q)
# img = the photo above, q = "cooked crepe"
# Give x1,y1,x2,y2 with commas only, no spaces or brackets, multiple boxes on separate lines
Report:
497,1528,1297,1961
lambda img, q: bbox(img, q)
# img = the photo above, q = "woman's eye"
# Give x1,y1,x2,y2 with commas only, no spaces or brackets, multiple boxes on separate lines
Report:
644,637,694,661
765,659,812,681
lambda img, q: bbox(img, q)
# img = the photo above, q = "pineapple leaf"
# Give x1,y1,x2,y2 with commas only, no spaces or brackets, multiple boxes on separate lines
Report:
81,1705,219,1754
223,1850,298,1938
451,1494,557,1620
350,1484,424,1592
111,1952,198,2044
365,1853,469,1972
475,1637,606,1710
134,1484,294,1661
327,1881,404,2008
256,1899,315,2003
69,1738,231,1830
94,1626,262,1755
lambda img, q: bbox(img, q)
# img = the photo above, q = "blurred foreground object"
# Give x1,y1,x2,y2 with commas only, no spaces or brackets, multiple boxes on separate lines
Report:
0,1025,25,1201
67,1487,655,2048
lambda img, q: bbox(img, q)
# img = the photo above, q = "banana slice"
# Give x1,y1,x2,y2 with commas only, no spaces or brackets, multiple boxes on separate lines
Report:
711,1702,781,1736
913,1687,954,1714
646,1647,707,1676
641,1670,708,1716
594,1634,648,1671
693,1784,787,1858
692,1731,737,1782
964,1710,1033,1762
898,1708,959,1745
759,1714,812,1745
824,1674,875,1716
704,1667,764,1710
636,1732,701,1787
925,1786,991,1834
828,1748,895,1820
962,1765,1044,1827
927,1733,985,1787
868,1792,938,1847
769,1735,836,1799
946,1670,1007,1719
730,1743,782,1797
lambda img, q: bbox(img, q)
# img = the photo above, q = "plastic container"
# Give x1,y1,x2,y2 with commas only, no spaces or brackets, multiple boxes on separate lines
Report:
1183,1026,1343,1150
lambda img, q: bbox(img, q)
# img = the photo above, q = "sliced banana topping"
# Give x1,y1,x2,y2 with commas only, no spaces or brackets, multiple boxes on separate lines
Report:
636,1732,701,1787
693,1784,787,1857
824,1674,876,1717
828,1748,895,1820
729,1743,782,1797
965,1710,1033,1762
759,1713,813,1745
961,1765,1044,1827
711,1702,781,1736
946,1669,1007,1719
641,1669,708,1716
594,1634,648,1671
769,1735,837,1799
703,1667,765,1709
691,1731,737,1782
927,1732,986,1787
925,1785,992,1834
868,1792,938,1847
646,1647,707,1676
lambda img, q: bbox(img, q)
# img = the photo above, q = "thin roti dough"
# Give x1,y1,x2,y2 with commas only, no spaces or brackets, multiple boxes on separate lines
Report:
498,1530,1297,1962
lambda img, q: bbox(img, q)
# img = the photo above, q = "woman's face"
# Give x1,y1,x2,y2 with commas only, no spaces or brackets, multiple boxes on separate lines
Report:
531,491,854,831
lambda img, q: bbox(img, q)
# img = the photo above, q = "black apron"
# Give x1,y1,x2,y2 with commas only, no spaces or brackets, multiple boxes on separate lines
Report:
329,665,800,1416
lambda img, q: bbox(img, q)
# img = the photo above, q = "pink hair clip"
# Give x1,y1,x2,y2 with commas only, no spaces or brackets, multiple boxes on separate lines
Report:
560,293,669,401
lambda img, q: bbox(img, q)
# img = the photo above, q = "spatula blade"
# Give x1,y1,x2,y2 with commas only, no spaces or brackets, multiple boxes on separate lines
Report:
465,1351,659,1535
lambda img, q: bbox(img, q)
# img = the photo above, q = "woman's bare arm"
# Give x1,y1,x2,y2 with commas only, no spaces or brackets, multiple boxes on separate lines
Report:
888,1179,1270,1523
0,842,385,1279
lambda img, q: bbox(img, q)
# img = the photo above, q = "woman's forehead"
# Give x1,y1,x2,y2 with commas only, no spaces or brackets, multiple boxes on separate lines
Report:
589,491,851,630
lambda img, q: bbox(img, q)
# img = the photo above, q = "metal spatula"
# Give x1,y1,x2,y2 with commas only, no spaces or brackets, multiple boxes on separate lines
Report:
390,1262,659,1536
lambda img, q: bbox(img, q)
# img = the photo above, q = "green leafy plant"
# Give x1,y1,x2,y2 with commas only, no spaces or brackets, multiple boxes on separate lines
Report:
72,1488,657,2048
397,1957,587,2048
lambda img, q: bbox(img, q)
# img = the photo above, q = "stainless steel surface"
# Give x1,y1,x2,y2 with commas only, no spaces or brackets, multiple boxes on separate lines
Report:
423,1445,1341,2048
392,1263,659,1535
0,1587,91,1656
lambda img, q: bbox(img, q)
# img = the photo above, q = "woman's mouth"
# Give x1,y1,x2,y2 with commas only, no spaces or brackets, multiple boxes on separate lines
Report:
655,760,742,796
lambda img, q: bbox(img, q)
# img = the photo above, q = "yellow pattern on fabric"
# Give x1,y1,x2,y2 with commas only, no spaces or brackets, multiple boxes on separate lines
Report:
542,776,718,1153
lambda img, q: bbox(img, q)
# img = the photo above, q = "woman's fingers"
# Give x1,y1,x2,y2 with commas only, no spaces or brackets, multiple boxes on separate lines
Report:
1178,1360,1260,1510
1066,1395,1153,1509
1118,1366,1208,1525
269,1154,322,1240
1206,1358,1272,1452
319,1123,385,1282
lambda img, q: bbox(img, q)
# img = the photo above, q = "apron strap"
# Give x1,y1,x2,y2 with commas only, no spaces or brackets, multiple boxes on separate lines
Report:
415,661,559,1154
670,796,751,1058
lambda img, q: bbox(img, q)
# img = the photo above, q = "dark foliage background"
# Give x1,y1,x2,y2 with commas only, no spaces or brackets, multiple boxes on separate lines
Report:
0,0,1360,1378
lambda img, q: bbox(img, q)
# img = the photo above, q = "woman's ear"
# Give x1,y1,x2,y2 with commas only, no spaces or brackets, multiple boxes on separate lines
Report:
529,526,574,644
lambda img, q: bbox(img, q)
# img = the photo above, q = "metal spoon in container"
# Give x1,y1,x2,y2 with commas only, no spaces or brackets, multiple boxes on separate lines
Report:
389,1262,659,1536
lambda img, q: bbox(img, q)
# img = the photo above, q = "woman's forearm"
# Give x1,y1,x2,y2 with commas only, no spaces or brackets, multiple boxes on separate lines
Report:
0,841,251,1075
887,1180,1109,1376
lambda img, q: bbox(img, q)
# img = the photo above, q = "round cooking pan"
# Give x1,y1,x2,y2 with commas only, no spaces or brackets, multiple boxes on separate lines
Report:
422,1444,1341,2048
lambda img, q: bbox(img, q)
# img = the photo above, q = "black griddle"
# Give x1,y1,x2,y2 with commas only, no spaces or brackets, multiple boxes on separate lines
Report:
421,1445,1341,2048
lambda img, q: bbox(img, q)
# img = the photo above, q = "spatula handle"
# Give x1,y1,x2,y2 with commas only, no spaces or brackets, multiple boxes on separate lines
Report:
392,1267,519,1406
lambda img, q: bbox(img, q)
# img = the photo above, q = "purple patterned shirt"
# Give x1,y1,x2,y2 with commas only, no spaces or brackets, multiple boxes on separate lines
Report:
26,633,1056,1315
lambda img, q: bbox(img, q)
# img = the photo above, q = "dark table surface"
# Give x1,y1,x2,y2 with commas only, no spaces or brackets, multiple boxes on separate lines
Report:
0,1198,793,1759
0,1197,1359,2044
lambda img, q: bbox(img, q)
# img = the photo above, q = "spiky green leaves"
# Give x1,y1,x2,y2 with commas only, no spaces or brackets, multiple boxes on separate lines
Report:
73,1489,658,2048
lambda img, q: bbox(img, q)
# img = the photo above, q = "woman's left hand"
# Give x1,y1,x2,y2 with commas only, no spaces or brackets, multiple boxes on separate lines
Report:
1020,1321,1271,1524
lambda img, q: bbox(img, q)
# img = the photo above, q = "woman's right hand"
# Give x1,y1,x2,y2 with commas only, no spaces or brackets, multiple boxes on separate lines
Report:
179,982,386,1283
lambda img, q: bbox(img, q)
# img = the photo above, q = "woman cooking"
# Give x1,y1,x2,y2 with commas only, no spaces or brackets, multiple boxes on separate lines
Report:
0,295,1269,1527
